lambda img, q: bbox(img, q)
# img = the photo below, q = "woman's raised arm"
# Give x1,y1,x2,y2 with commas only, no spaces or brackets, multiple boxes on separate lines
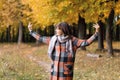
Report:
28,22,51,44
73,23,100,48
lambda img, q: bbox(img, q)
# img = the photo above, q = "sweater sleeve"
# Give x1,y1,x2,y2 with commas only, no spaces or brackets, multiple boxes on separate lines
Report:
30,31,51,44
80,32,98,47
73,32,98,48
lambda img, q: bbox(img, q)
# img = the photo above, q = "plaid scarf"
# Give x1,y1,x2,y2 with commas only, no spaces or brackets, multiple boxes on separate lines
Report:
48,35,73,58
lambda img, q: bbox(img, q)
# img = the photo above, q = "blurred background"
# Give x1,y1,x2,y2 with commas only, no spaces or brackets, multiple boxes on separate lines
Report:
0,0,120,80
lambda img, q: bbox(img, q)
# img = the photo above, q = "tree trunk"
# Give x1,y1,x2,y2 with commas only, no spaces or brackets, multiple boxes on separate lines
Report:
78,15,86,50
97,21,104,50
12,28,16,42
6,25,11,42
18,21,23,44
44,27,47,36
106,9,114,56
22,26,25,42
72,23,78,37
47,25,54,36
0,32,5,42
116,25,120,41
36,28,40,45
78,15,86,39
88,23,92,36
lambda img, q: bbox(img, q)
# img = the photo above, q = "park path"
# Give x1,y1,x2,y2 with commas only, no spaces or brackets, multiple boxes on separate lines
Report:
0,44,51,72
26,54,51,72
16,44,51,72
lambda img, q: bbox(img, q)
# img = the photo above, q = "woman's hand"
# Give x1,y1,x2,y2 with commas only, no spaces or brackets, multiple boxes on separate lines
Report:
93,23,100,32
28,22,33,32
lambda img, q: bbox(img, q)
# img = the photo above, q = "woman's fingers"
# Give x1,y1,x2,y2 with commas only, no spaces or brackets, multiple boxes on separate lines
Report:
93,23,99,29
28,22,32,28
28,22,32,31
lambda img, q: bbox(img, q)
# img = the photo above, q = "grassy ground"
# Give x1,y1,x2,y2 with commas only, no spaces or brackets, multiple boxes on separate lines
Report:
0,42,120,80
0,43,49,80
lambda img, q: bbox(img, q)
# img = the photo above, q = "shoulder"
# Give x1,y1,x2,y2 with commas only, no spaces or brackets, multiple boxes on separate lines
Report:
51,35,57,39
50,35,57,41
71,36,78,41
71,36,84,43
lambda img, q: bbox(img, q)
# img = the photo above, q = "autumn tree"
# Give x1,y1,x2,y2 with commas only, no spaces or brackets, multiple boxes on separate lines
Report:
48,0,120,56
0,0,31,43
11,0,120,55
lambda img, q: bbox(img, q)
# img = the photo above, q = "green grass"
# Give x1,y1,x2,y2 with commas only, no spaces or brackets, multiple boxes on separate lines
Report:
0,42,120,80
0,43,49,80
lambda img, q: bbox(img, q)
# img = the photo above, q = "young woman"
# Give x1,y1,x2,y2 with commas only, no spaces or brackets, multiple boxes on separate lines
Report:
28,22,99,80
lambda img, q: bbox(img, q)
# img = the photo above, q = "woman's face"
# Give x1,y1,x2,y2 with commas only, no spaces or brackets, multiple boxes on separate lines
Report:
55,27,64,36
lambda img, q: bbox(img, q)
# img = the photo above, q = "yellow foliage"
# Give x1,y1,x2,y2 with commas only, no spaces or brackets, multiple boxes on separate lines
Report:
115,1,120,16
21,0,120,27
22,0,54,27
0,1,3,9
